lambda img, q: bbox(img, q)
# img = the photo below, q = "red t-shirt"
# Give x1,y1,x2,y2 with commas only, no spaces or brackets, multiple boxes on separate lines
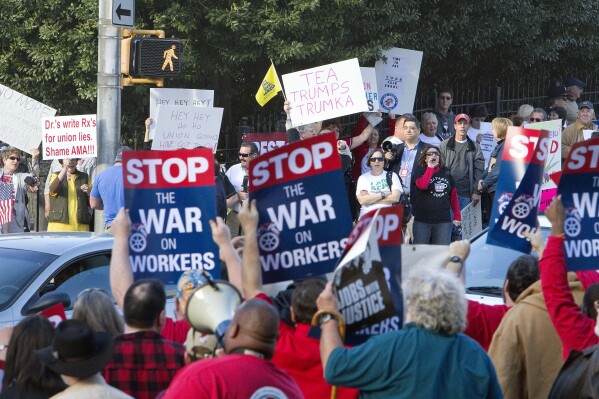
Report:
161,318,190,344
163,354,303,399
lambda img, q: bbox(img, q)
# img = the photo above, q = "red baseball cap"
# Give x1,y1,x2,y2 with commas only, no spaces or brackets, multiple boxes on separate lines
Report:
454,113,471,123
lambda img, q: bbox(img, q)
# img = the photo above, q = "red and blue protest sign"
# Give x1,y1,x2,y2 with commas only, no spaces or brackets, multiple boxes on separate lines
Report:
558,137,599,271
123,149,218,284
249,134,353,284
487,127,549,253
243,132,287,155
336,206,404,345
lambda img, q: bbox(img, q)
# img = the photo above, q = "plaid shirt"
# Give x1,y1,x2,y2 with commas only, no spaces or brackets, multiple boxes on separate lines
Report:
103,331,185,399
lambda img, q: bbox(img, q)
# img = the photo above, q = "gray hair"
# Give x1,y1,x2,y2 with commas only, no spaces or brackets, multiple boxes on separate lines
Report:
421,112,438,124
517,104,534,119
298,123,317,133
402,267,466,335
531,108,548,121
72,289,124,338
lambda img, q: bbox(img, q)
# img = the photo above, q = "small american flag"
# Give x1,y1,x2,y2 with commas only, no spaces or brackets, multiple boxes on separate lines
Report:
0,179,14,225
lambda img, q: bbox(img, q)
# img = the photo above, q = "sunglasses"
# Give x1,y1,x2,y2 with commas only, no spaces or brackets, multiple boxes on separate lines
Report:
438,96,452,101
8,156,20,161
370,157,384,162
238,153,254,158
426,152,440,156
529,118,542,122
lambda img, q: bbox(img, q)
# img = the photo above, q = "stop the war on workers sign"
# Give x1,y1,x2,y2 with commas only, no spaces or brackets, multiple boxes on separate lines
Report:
487,127,549,253
558,137,599,271
336,207,404,345
123,149,218,284
249,134,353,284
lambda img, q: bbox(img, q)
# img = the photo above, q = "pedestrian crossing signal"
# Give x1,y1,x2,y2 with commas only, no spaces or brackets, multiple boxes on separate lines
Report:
130,38,182,78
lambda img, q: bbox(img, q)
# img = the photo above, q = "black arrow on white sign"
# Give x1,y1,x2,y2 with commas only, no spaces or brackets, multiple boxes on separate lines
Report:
116,4,132,19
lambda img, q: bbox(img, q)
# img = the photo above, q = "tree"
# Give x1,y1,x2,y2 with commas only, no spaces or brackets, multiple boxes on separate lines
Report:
1,0,599,149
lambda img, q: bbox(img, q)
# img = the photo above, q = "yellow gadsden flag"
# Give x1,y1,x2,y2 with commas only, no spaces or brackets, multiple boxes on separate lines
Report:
255,63,282,106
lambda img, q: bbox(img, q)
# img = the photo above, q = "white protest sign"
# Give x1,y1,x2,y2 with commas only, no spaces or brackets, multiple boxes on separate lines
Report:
283,58,368,126
150,88,214,140
152,106,223,152
42,115,97,160
468,122,496,168
360,67,378,112
0,84,56,154
375,48,423,114
583,129,595,140
526,119,562,191
460,202,482,240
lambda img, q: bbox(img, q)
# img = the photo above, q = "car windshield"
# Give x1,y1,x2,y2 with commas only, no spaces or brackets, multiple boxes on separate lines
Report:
0,248,57,310
465,228,549,297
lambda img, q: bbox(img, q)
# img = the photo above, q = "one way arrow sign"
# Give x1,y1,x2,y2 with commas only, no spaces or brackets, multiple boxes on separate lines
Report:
112,0,135,27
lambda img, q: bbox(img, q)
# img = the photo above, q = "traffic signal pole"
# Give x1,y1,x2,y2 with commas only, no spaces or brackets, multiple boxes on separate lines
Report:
96,0,121,233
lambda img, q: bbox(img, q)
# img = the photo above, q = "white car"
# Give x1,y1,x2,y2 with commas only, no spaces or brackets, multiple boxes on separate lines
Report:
465,216,551,305
0,232,176,327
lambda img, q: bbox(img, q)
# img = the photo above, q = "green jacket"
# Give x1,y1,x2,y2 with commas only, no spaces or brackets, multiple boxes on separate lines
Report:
48,172,91,225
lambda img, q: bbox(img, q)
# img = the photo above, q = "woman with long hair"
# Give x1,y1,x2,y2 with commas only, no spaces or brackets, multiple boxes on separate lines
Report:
72,288,124,338
0,315,66,398
411,145,461,244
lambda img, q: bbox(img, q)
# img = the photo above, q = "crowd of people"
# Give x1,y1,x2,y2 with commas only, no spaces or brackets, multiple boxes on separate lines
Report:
0,76,597,398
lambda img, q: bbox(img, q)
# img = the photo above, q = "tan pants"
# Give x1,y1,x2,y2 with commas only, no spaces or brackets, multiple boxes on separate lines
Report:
226,211,243,238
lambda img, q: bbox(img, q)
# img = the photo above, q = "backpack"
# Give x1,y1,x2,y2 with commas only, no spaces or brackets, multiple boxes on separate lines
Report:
386,171,412,225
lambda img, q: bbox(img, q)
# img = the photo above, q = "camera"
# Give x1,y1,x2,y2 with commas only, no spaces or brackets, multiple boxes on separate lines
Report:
24,176,38,186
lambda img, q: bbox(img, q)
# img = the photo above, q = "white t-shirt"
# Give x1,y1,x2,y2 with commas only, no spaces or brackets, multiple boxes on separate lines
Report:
355,171,402,217
419,134,441,147
225,163,247,213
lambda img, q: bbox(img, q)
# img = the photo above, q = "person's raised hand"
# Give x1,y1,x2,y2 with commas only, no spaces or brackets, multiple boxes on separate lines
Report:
111,208,131,238
239,199,259,232
209,217,232,249
316,282,340,312
545,195,565,236
523,224,545,258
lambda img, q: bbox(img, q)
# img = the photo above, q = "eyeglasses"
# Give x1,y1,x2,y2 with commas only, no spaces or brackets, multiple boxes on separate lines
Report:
370,157,384,162
439,96,452,101
8,156,20,161
529,118,542,122
426,152,440,156
238,153,254,158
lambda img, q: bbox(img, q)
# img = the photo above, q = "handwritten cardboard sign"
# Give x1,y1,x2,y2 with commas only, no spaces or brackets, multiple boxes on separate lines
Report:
283,58,368,126
149,88,214,140
0,84,56,154
152,105,223,151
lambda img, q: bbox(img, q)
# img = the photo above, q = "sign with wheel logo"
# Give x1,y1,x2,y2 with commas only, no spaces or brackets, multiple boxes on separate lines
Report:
123,148,219,284
487,127,549,252
558,137,599,271
249,135,353,284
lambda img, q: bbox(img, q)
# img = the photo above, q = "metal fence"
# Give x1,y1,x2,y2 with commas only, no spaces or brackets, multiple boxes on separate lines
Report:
219,74,599,169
